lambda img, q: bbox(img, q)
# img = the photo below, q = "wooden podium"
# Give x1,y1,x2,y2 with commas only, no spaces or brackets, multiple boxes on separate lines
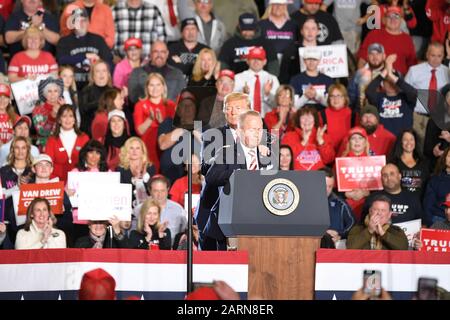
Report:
237,236,321,300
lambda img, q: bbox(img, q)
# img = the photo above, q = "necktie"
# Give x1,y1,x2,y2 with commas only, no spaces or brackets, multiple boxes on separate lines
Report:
253,74,261,113
248,149,258,170
428,69,437,111
167,0,178,27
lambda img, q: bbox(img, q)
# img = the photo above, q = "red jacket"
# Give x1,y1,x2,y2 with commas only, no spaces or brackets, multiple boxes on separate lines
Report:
169,175,202,207
281,127,335,171
91,111,108,143
426,0,450,43
320,106,353,153
44,133,90,182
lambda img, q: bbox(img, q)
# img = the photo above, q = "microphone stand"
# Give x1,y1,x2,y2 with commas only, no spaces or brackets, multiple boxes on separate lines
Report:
187,130,193,293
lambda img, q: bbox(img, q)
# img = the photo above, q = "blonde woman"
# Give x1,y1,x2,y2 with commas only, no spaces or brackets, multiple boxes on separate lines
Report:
129,198,171,250
79,60,113,135
116,137,155,205
133,73,176,172
15,198,66,249
8,26,58,83
187,48,220,87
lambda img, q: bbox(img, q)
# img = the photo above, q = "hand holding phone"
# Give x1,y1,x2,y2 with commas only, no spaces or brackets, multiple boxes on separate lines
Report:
416,277,438,300
363,270,382,299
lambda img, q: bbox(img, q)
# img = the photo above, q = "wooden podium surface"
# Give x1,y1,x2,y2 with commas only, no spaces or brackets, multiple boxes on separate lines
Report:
237,236,321,300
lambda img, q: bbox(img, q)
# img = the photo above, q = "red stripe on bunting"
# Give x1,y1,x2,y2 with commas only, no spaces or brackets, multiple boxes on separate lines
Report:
316,249,450,264
0,249,248,265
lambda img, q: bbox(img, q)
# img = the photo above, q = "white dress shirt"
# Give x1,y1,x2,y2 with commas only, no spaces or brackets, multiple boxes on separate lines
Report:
234,69,280,117
240,143,259,170
405,62,450,114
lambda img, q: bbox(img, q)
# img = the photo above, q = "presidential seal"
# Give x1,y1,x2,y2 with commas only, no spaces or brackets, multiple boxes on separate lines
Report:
263,178,299,216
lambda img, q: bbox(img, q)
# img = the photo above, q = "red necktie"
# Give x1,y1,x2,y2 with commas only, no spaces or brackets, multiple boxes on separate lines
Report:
167,0,178,27
254,74,261,113
428,69,437,111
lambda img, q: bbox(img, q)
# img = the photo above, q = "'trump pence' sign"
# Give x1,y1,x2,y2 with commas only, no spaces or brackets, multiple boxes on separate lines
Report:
335,156,386,192
299,44,348,78
419,228,450,253
77,183,132,221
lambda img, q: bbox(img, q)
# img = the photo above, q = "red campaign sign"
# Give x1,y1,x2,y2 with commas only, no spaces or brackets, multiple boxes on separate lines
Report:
419,228,450,253
18,182,65,215
335,156,386,192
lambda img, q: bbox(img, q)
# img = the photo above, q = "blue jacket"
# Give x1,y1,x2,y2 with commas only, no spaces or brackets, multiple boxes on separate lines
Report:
423,172,450,226
328,193,355,238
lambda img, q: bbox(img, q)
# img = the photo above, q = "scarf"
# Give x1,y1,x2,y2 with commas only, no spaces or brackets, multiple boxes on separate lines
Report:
90,233,106,249
364,215,390,250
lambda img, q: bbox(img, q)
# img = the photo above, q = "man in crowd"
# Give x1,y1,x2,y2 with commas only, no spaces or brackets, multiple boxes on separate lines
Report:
205,69,235,129
128,40,185,104
168,18,209,78
362,164,425,225
405,42,450,148
112,0,167,59
347,194,409,250
219,13,279,75
5,0,60,57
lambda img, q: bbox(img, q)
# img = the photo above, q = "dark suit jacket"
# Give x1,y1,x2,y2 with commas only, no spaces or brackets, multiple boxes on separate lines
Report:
203,142,272,240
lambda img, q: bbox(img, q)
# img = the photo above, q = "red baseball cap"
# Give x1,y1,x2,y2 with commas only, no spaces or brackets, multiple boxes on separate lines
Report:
218,69,235,81
0,83,11,98
185,287,221,300
124,38,142,51
304,0,322,4
246,46,266,60
442,193,450,207
13,115,32,128
347,126,368,140
386,6,402,16
78,268,116,300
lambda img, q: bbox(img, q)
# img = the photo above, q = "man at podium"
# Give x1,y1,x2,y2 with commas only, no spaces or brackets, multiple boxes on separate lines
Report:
203,109,273,250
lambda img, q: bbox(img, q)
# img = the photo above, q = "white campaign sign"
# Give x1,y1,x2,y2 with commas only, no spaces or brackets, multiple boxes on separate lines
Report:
77,183,132,221
299,44,349,78
393,218,422,248
67,171,121,207
11,75,48,115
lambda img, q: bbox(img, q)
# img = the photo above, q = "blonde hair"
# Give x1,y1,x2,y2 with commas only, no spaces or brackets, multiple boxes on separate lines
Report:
191,48,217,82
142,73,168,102
261,4,289,20
341,134,370,157
22,26,45,50
223,92,251,112
88,60,112,87
136,198,161,233
59,65,77,92
119,137,150,169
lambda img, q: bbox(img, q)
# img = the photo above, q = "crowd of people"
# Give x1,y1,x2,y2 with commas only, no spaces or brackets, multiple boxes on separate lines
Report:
0,0,448,260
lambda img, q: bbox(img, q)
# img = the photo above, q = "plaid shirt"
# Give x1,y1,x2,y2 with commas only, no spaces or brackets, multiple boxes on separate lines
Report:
112,0,167,58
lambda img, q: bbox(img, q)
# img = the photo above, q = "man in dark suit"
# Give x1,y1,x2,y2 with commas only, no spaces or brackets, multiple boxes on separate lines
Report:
201,109,273,250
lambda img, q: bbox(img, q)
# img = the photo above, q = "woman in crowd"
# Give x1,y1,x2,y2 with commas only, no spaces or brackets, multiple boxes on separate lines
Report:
187,48,220,87
129,198,171,250
113,37,142,91
339,127,372,221
8,26,58,83
79,60,113,136
91,88,124,142
116,137,155,205
74,218,128,249
423,147,450,227
169,154,202,208
59,65,80,126
15,198,66,249
279,144,294,171
320,84,354,153
281,106,335,171
133,73,176,172
44,105,89,182
104,110,130,171
0,83,17,144
388,129,430,199
32,77,65,149
263,85,296,139
0,137,34,242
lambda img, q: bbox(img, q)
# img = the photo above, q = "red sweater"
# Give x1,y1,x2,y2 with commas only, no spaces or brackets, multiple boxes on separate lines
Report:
263,108,295,138
44,133,90,182
426,0,450,43
320,106,352,153
169,175,202,207
133,99,175,171
358,29,417,75
91,111,108,143
281,127,335,171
